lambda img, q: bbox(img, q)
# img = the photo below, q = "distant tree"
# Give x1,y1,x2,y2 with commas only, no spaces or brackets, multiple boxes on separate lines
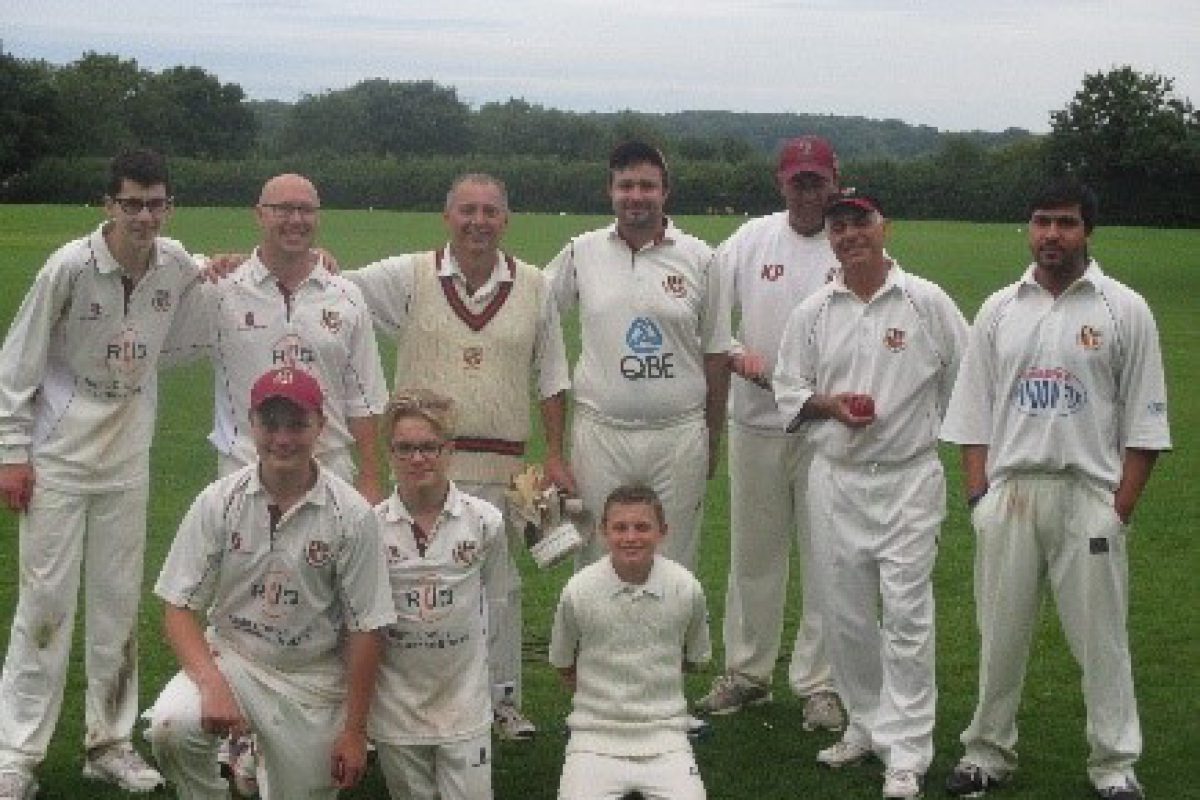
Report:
280,79,471,157
129,66,257,158
48,52,146,156
1047,66,1200,224
471,99,607,159
0,54,63,178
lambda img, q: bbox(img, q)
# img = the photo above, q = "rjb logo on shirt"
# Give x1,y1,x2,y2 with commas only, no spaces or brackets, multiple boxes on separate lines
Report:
271,333,316,368
621,317,674,380
252,568,299,621
106,326,149,376
399,578,455,623
1013,367,1088,416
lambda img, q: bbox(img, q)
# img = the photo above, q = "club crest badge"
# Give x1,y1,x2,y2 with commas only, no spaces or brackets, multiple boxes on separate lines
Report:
321,309,342,333
230,530,245,553
884,327,907,352
305,540,332,568
463,346,483,370
152,289,172,312
1078,325,1102,350
452,540,479,566
663,274,687,298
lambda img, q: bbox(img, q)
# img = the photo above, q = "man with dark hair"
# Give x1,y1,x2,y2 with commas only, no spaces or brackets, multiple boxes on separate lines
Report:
545,141,731,575
0,148,204,797
942,179,1171,800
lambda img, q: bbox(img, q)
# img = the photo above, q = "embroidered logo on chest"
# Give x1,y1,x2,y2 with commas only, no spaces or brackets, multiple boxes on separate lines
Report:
1078,325,1102,350
760,264,784,282
321,309,342,333
663,274,687,298
462,346,484,370
305,540,332,568
884,328,907,352
152,289,172,312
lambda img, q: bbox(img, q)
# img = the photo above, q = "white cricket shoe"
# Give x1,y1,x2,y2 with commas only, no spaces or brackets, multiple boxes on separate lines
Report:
816,739,872,768
0,770,37,800
83,743,164,793
693,673,772,716
883,768,925,799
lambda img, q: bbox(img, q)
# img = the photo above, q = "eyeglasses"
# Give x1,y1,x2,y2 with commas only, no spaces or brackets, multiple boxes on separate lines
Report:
389,441,446,459
260,203,320,219
111,196,173,215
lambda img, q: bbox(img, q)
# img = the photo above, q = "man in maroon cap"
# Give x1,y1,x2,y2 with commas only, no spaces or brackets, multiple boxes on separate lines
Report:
695,136,845,732
144,366,395,800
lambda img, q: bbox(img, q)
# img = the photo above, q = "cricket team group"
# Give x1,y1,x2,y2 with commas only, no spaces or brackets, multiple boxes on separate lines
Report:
0,135,1172,800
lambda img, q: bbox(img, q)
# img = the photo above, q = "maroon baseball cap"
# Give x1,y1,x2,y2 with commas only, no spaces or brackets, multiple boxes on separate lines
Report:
250,368,324,413
777,136,839,182
825,190,884,218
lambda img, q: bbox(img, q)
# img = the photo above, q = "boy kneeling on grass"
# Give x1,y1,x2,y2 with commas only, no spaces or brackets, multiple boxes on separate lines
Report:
549,485,711,800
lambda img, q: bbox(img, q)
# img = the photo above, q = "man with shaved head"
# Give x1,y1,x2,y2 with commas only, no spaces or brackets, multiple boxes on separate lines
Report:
202,174,389,501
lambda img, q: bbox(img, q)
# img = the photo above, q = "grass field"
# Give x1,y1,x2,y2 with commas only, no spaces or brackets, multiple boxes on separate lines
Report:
0,205,1196,799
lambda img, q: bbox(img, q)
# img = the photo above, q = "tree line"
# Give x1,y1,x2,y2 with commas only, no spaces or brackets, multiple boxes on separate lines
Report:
2,51,1197,226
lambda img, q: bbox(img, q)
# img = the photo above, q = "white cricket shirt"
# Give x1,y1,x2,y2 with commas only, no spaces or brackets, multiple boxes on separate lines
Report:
0,224,204,491
205,251,388,466
545,222,732,424
774,261,968,464
718,211,841,431
369,484,504,745
154,464,396,700
941,261,1171,489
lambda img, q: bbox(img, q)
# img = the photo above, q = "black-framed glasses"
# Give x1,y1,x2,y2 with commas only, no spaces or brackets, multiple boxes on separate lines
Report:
259,202,320,218
389,441,446,459
111,196,173,215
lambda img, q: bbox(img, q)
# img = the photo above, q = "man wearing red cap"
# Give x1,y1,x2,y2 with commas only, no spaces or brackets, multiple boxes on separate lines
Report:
144,367,396,800
774,191,967,799
695,136,844,732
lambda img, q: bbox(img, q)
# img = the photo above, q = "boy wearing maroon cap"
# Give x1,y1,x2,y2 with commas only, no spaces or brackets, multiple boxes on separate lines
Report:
144,367,395,800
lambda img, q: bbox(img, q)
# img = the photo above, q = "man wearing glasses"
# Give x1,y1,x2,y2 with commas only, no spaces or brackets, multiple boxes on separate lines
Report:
0,149,202,797
199,174,389,505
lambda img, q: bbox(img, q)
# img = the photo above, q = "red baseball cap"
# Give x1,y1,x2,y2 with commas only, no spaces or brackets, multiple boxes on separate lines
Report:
250,368,324,413
825,190,884,218
777,136,838,182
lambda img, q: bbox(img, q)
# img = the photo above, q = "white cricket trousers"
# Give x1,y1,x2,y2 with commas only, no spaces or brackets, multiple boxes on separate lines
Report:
145,656,345,800
722,424,833,695
375,731,491,800
457,480,524,710
0,481,149,769
570,407,708,572
558,749,705,800
808,454,942,773
960,474,1141,790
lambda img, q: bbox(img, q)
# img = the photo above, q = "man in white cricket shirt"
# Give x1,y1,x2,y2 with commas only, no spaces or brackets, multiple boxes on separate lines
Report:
774,190,968,800
0,148,206,798
696,135,844,732
347,173,572,741
545,141,731,574
942,179,1171,800
144,367,395,800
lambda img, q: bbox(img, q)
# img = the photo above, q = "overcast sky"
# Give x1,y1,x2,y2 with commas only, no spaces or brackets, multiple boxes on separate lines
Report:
3,1,1197,134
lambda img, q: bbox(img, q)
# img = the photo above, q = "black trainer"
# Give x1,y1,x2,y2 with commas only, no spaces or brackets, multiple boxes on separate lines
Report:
945,761,1004,797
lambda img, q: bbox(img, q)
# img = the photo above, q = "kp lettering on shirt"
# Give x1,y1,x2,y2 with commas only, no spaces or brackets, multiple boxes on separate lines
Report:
1013,366,1088,416
621,316,675,380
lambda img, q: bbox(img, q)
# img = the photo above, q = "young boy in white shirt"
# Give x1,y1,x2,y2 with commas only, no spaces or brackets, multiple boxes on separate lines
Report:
370,388,505,800
549,485,711,800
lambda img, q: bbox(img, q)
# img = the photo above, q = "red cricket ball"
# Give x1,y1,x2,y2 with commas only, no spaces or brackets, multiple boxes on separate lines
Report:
848,394,875,418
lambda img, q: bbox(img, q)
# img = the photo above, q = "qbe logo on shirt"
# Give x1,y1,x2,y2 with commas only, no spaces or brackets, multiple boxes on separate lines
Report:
621,317,674,380
1012,366,1088,416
